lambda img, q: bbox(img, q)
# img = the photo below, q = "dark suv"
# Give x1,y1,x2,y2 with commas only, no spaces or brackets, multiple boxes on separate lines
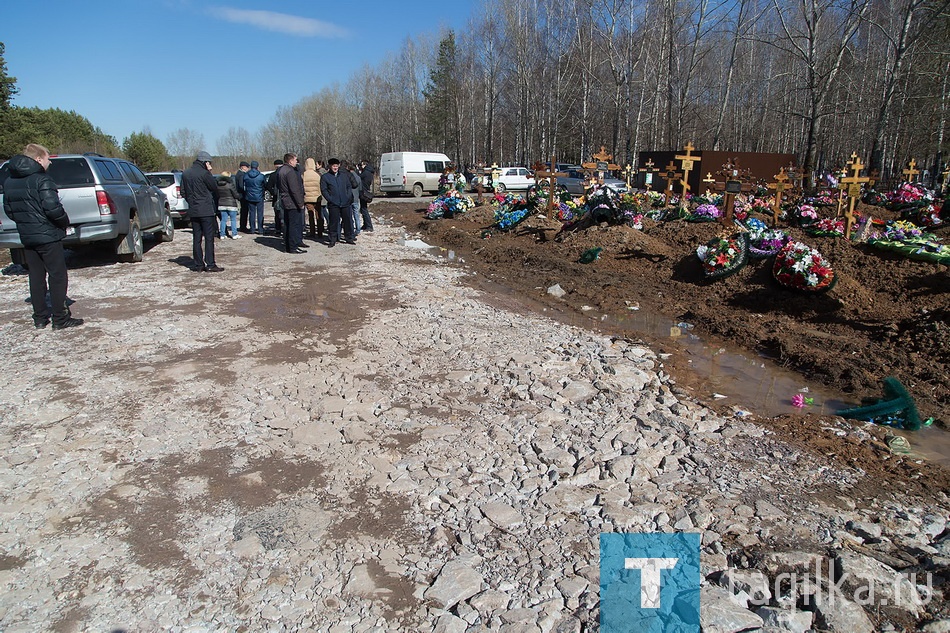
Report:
0,153,174,262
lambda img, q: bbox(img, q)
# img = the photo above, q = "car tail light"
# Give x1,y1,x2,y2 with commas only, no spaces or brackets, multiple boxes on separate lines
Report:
403,176,406,185
175,185,181,198
96,190,116,215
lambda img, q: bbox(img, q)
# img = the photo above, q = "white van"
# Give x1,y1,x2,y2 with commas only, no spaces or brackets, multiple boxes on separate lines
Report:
379,152,451,197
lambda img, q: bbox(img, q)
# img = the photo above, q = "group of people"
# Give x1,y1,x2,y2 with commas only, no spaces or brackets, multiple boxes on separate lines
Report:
181,152,377,271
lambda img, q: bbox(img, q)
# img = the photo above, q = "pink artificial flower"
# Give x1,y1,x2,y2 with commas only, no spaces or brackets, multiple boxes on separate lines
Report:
791,393,806,408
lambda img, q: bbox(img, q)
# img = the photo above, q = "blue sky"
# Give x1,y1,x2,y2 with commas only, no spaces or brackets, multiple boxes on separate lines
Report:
1,0,472,153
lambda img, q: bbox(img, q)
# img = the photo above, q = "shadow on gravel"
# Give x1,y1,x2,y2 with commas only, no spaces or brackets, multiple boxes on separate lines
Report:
64,240,162,270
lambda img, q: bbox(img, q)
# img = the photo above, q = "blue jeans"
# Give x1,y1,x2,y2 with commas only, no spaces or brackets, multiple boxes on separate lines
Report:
247,200,264,234
219,207,238,237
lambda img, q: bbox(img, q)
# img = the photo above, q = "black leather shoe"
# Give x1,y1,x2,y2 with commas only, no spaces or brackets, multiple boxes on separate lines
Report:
206,265,224,272
52,317,84,330
289,248,305,254
299,243,310,248
33,318,50,329
327,242,335,248
344,239,357,245
192,266,205,272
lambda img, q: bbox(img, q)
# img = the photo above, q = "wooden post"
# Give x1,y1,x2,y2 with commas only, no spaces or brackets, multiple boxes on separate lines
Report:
661,162,684,206
840,154,871,239
767,168,790,227
475,163,485,204
902,158,920,183
638,159,658,191
674,141,701,204
533,156,568,216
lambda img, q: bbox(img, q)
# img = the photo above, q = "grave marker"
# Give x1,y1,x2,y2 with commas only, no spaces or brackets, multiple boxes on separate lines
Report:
767,168,790,227
661,161,684,206
715,159,748,226
674,142,701,203
582,146,621,185
902,158,920,183
702,172,716,197
638,159,659,191
532,157,568,215
840,153,870,238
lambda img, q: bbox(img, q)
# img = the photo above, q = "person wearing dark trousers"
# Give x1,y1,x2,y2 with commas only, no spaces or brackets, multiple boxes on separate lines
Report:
265,159,283,235
243,161,266,235
181,151,223,272
302,158,322,240
320,158,359,247
277,153,307,253
358,159,375,232
235,161,250,232
2,143,83,329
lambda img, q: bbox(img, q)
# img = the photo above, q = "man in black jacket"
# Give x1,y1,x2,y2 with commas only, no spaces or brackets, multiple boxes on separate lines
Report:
277,153,307,253
2,143,83,329
235,161,250,233
181,151,222,272
319,158,359,247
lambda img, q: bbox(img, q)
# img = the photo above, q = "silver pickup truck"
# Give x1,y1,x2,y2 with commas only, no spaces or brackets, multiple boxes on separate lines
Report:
0,153,174,262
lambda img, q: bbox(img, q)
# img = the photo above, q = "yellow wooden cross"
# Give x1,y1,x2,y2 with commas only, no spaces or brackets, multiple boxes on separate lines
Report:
702,172,716,197
840,154,871,238
662,161,683,206
532,156,568,215
767,168,790,227
490,163,501,190
674,142,701,200
624,164,634,188
638,159,659,191
902,158,920,182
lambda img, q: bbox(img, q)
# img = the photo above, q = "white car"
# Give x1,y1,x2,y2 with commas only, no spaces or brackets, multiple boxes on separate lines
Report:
146,171,189,220
493,167,535,193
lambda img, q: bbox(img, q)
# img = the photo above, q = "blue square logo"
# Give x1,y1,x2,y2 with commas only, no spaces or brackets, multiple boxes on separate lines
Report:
600,533,701,633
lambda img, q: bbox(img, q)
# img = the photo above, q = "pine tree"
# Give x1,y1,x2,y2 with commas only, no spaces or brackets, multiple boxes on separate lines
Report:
423,32,461,162
0,42,18,110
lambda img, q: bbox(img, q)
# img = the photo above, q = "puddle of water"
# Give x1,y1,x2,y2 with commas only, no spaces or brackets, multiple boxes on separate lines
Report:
399,236,456,260
602,308,852,418
894,426,950,467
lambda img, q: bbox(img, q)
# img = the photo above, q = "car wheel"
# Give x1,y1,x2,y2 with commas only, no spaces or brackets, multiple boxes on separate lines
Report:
411,183,424,198
117,214,144,262
495,182,507,193
157,209,174,243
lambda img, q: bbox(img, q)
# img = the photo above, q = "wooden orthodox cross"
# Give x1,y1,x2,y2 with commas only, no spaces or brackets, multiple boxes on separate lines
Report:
581,146,621,184
840,154,871,239
902,158,921,183
786,163,804,192
638,158,659,191
716,159,746,226
767,168,790,227
674,142,701,202
532,157,568,215
702,172,716,197
661,161,684,206
624,164,634,189
473,163,486,204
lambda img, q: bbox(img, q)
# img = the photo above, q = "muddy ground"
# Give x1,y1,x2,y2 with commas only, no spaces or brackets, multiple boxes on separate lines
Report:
376,199,950,433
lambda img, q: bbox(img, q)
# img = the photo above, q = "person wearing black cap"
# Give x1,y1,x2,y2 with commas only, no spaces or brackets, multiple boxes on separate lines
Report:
181,151,223,272
235,161,250,233
320,158,359,247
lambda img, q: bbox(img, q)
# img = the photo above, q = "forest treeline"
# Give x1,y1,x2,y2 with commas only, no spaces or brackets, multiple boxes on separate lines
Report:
3,0,948,190
257,0,950,188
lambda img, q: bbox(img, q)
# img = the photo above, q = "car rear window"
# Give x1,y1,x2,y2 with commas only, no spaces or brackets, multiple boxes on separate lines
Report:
48,158,95,188
147,174,175,188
